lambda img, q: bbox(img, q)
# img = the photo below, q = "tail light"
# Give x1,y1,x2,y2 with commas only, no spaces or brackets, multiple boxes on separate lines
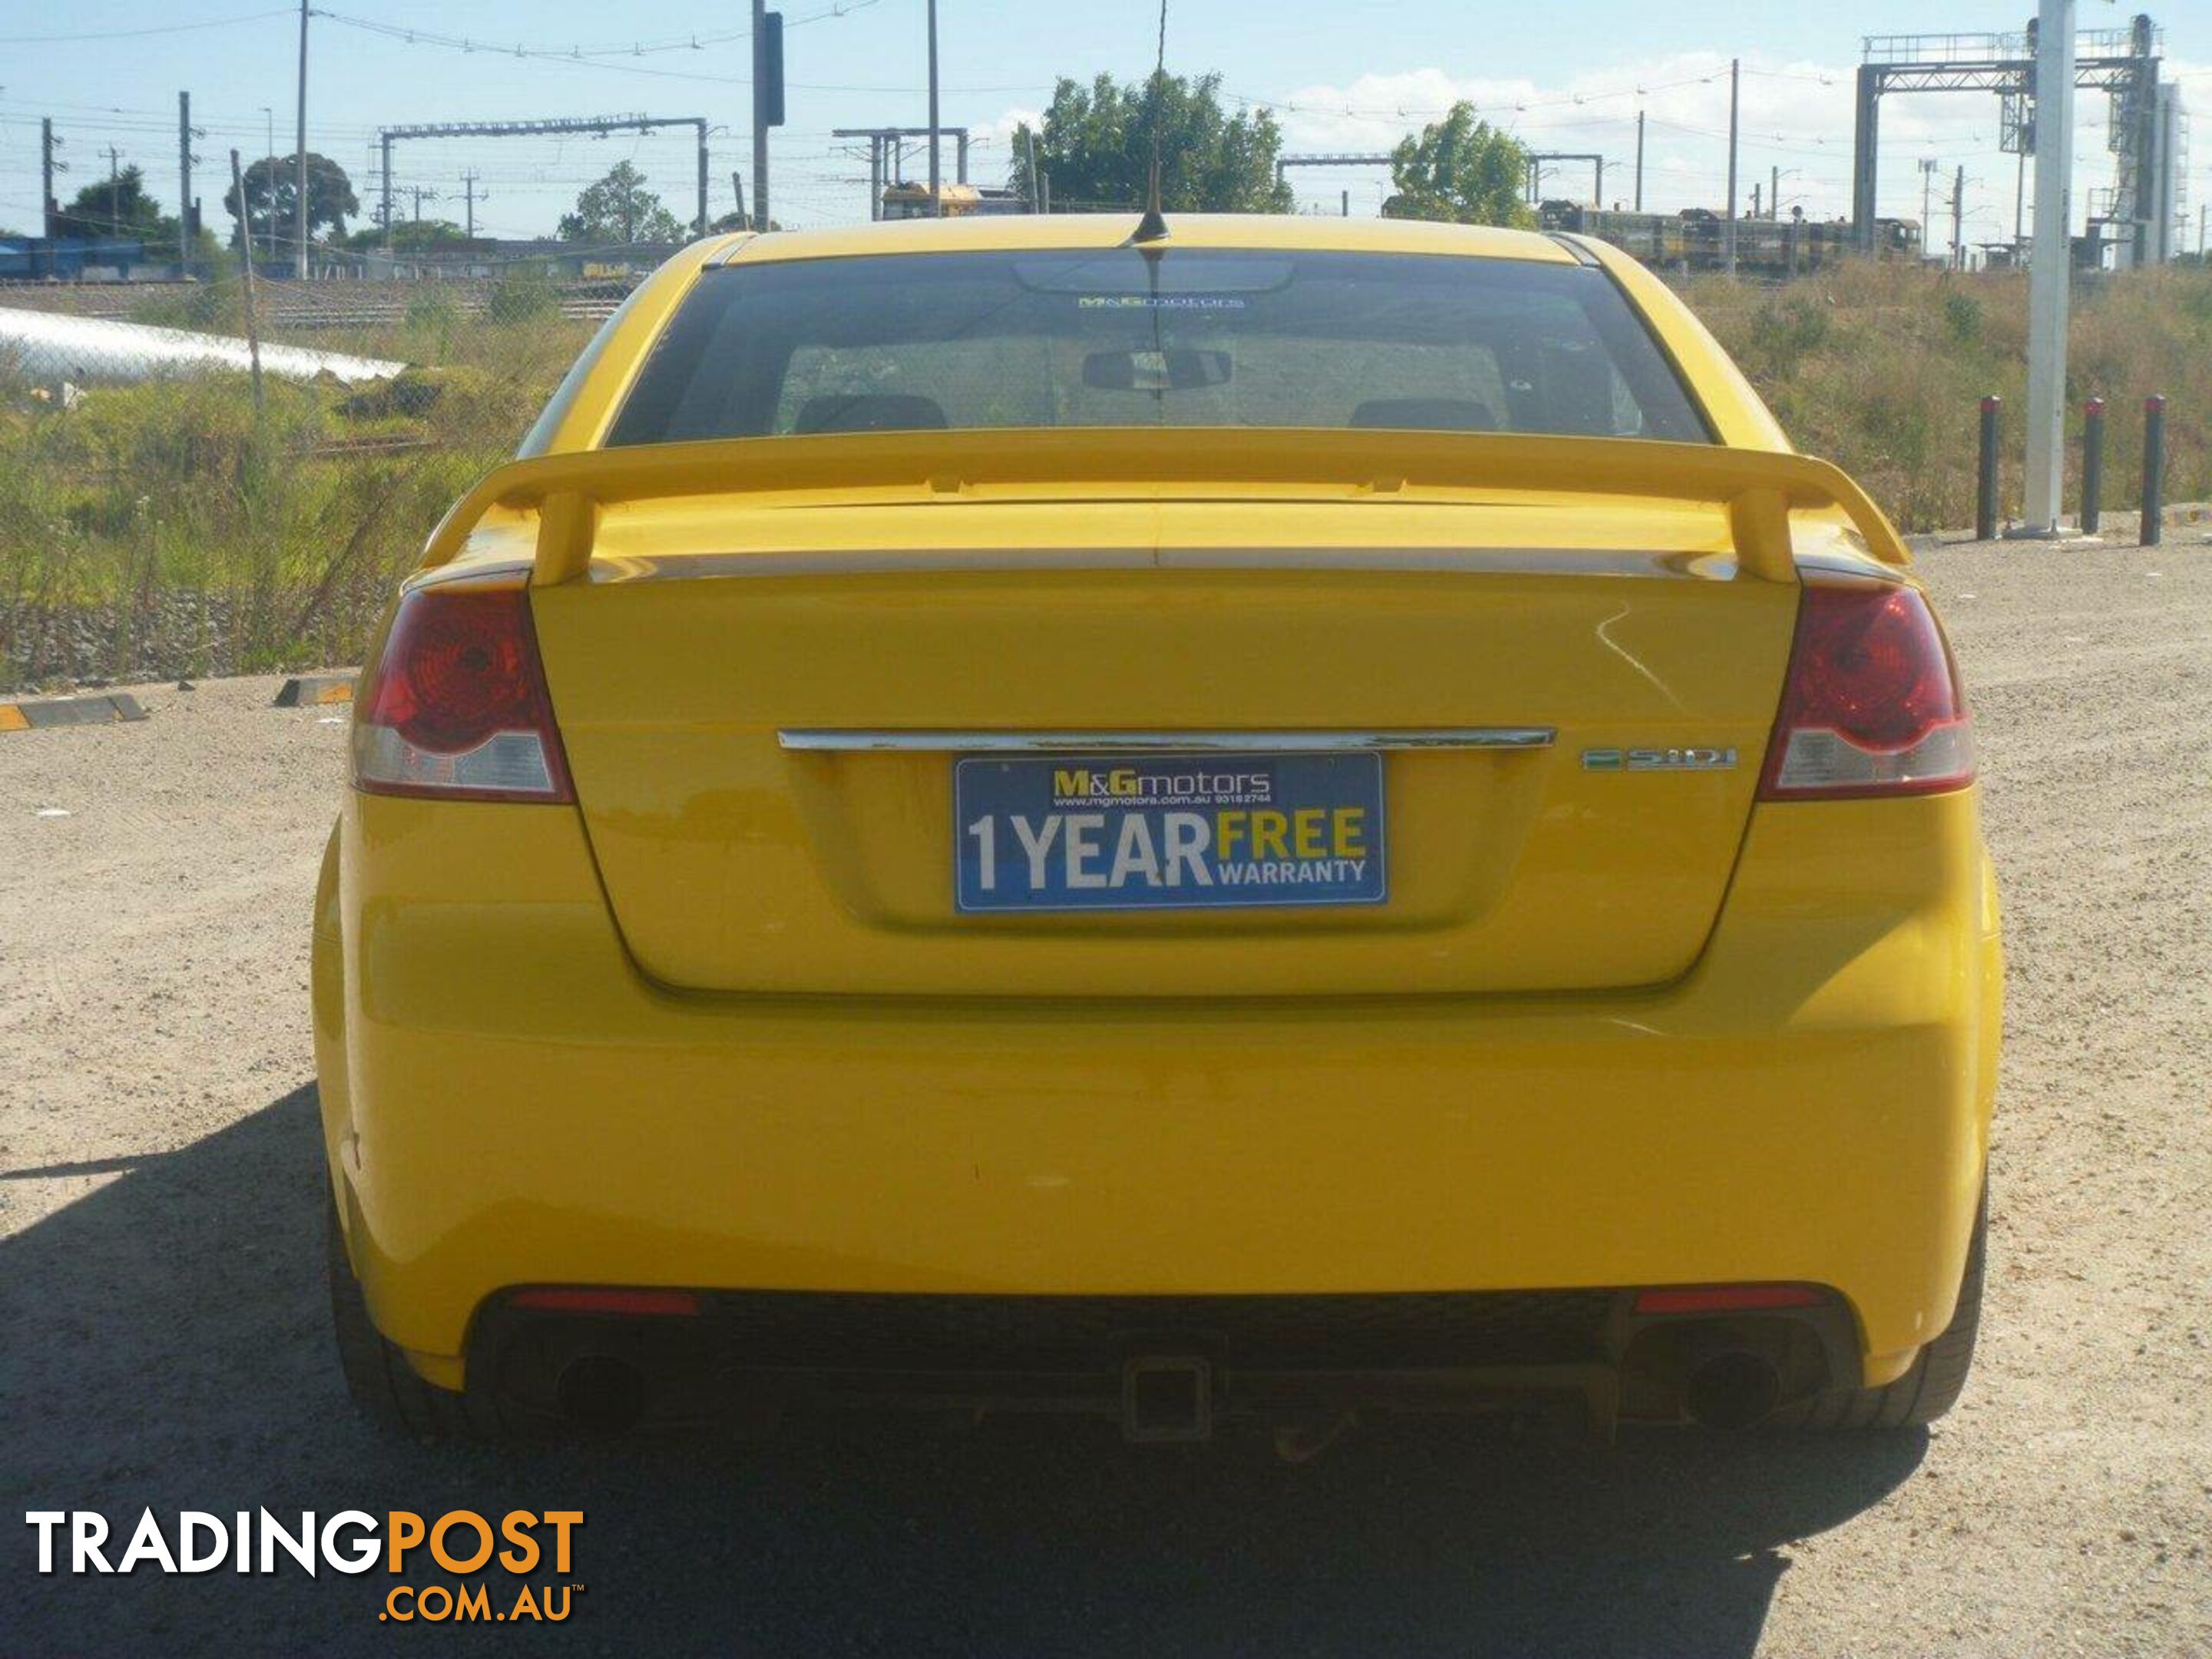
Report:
353,575,574,803
1633,1284,1828,1315
507,1287,700,1316
1757,579,1974,800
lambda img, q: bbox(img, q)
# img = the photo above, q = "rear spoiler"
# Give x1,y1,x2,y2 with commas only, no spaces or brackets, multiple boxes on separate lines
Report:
419,429,1910,587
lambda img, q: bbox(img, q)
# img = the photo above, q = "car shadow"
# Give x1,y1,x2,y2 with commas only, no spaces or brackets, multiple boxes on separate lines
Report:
1,1085,1925,1657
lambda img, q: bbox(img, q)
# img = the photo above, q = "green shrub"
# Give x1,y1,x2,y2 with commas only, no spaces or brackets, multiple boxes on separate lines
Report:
1942,289,1984,346
129,276,246,335
1740,294,1833,380
485,266,559,325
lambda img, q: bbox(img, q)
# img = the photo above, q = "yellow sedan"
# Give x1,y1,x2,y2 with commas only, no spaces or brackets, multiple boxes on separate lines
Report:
316,214,1998,1442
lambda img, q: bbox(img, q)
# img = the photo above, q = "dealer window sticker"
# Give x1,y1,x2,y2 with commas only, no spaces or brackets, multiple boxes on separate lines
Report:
1074,294,1250,310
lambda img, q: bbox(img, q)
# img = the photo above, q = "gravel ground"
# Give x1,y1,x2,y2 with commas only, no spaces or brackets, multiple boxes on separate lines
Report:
2,532,2209,1657
2,581,394,694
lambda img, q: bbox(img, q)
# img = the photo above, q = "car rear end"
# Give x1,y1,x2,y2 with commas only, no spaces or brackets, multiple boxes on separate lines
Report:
315,219,1999,1440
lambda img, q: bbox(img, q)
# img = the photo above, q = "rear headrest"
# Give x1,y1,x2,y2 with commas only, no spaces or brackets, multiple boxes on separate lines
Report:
793,393,950,434
1348,397,1498,432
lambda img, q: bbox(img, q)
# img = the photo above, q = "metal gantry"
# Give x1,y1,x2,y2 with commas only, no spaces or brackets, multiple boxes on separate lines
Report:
1852,14,2180,265
376,113,713,244
1525,152,1604,207
1273,154,1393,214
832,127,971,219
1274,153,1394,179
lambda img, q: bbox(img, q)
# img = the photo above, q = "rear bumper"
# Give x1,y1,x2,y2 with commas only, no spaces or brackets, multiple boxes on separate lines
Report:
314,789,2001,1392
465,1286,1866,1435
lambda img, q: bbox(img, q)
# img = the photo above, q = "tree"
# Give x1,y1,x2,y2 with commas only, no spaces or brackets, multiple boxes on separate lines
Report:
55,165,176,243
707,209,780,233
224,154,359,249
1008,71,1293,215
1382,104,1534,227
558,162,685,244
340,218,470,254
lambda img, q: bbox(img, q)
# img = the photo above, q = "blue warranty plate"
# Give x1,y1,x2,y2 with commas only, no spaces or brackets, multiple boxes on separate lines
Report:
954,752,1386,914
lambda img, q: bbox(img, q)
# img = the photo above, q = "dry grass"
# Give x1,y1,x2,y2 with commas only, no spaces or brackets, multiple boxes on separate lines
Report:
0,283,592,689
2,260,2207,691
1688,260,2212,531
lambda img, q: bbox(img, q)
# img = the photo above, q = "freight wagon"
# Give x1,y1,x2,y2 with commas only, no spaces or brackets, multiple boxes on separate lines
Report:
1536,204,1921,274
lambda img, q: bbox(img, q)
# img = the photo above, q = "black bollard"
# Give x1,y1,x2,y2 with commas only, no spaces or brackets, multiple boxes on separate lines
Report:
1976,395,2000,541
2081,398,2105,535
2141,396,2166,548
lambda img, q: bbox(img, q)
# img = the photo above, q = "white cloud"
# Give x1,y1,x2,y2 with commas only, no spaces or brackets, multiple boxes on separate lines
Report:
978,104,1045,173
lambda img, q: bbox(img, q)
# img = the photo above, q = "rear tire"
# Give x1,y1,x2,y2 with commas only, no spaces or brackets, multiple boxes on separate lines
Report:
326,1189,497,1439
1770,1189,1986,1430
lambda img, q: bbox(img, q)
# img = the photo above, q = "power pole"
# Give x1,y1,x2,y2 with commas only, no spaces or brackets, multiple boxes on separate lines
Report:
2023,0,2075,534
694,120,709,237
462,171,476,238
104,147,122,235
1921,157,1938,257
926,0,942,216
1024,127,1041,214
260,108,276,262
1634,109,1644,211
178,92,194,270
1951,164,1965,270
1724,58,1740,276
1751,183,1762,219
228,149,265,419
41,119,63,240
730,170,746,231
1770,165,1779,219
293,0,310,277
379,133,393,250
751,0,771,232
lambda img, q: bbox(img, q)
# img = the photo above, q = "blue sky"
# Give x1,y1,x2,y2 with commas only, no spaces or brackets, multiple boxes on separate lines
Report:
4,0,2207,251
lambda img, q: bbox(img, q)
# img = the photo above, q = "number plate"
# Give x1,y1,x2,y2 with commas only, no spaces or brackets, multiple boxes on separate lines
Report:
955,752,1386,914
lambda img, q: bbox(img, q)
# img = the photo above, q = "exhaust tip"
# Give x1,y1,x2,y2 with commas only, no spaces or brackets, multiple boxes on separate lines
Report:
1683,1350,1780,1431
555,1355,649,1435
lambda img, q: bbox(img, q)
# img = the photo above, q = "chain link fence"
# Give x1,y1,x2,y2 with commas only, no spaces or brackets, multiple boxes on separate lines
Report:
0,275,638,324
2,275,608,693
0,273,634,329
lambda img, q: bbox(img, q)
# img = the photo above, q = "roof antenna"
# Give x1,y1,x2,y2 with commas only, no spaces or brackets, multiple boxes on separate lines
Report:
1131,0,1171,243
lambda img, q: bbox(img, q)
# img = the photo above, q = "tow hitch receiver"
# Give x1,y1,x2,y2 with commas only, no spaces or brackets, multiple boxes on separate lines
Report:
1122,1356,1214,1442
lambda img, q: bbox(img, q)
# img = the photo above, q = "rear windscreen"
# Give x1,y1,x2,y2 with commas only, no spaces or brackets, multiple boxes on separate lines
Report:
604,248,1712,448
